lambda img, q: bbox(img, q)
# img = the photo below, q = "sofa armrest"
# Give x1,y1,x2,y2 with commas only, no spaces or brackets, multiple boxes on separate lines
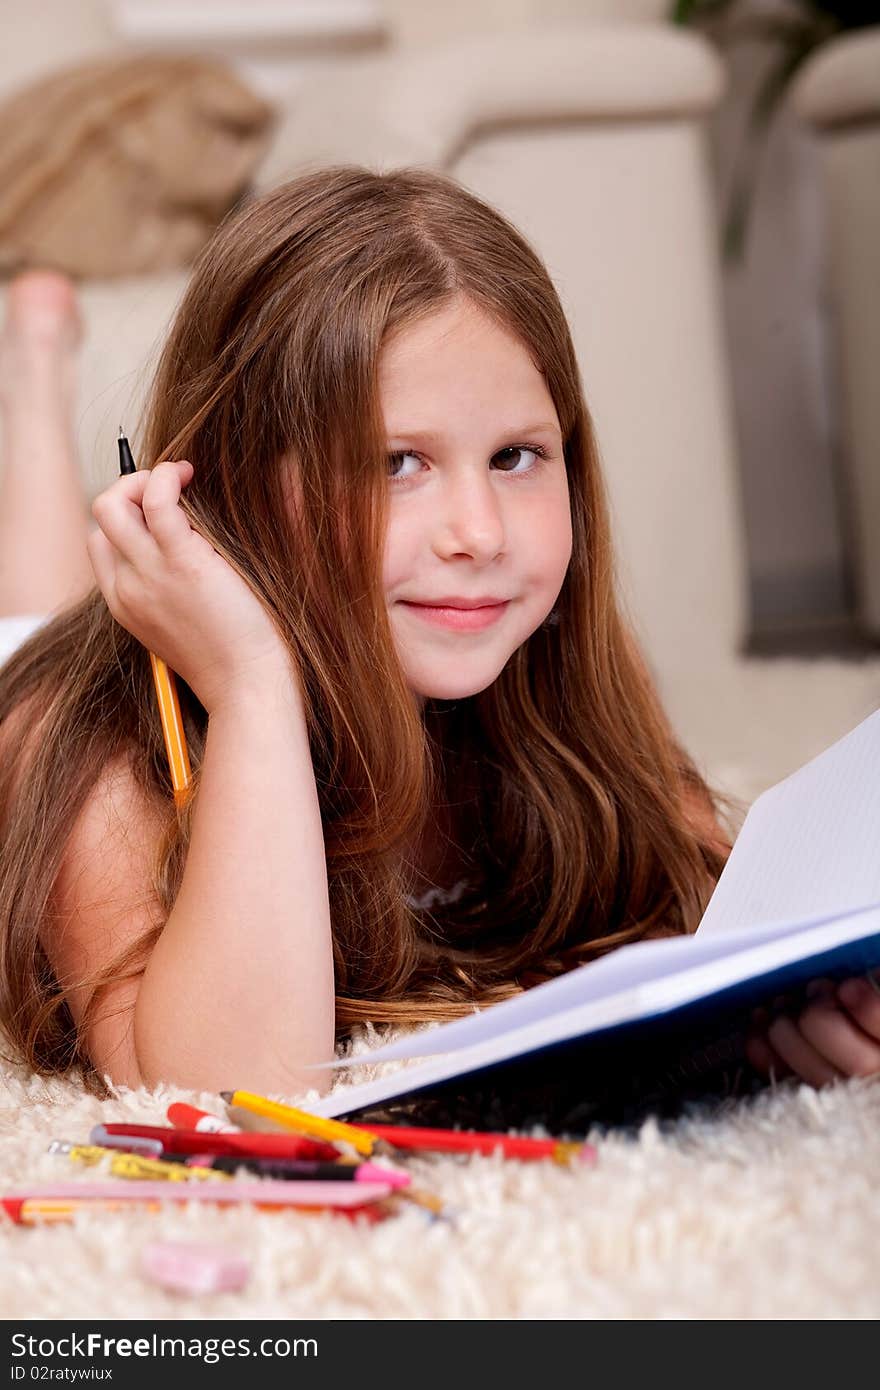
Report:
256,23,725,183
790,27,880,129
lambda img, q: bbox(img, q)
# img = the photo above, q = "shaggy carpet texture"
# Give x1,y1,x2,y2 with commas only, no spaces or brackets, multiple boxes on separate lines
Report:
2,1034,879,1320
2,720,879,1320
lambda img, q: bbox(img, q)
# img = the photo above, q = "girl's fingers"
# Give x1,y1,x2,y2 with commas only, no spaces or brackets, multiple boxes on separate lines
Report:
744,1027,794,1081
744,1007,795,1080
766,1011,847,1089
836,974,880,1045
90,461,194,566
796,989,880,1079
139,461,196,556
90,471,159,571
745,977,880,1087
804,976,837,1003
85,526,120,607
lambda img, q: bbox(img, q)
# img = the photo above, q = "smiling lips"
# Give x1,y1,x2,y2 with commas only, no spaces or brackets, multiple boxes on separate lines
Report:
400,599,509,631
408,596,507,609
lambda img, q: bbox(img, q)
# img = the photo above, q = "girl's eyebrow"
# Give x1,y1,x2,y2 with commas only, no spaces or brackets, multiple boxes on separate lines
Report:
386,422,560,444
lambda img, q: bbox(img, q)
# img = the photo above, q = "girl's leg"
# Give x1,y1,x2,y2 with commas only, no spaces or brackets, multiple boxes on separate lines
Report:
0,270,93,618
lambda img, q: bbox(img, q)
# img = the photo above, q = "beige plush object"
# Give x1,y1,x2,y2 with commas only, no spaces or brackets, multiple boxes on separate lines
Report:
0,54,276,278
1,1029,879,1318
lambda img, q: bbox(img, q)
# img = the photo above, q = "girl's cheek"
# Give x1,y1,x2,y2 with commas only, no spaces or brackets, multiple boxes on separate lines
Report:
526,498,572,578
381,522,414,595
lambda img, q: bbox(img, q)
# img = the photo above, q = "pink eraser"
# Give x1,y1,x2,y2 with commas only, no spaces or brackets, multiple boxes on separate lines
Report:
141,1240,251,1296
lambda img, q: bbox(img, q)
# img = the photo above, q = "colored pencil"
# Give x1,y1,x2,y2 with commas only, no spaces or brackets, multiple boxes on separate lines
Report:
332,1122,596,1164
118,429,192,810
89,1132,165,1157
1,1178,394,1227
219,1093,594,1164
92,1123,341,1162
49,1141,228,1183
225,1105,288,1135
167,1102,240,1134
193,1154,410,1186
220,1090,376,1156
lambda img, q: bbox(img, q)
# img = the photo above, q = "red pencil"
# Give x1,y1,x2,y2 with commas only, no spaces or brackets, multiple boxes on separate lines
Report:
167,1102,240,1134
346,1123,596,1164
92,1124,341,1163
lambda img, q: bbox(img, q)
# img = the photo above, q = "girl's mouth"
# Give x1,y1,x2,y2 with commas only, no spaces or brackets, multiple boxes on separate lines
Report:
399,601,509,632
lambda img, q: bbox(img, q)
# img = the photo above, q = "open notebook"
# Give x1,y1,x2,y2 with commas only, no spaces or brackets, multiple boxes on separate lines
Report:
307,707,880,1130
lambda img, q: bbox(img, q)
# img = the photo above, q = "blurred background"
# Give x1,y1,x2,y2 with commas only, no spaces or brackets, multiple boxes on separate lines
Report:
0,0,878,809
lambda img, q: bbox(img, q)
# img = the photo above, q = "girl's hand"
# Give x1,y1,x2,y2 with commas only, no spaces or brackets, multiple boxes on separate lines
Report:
88,460,291,713
745,974,880,1087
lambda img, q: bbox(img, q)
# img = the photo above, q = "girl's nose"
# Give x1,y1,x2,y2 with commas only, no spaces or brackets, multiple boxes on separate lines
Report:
433,474,506,561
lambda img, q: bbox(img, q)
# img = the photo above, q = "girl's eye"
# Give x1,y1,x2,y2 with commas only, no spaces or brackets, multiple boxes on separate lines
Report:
386,450,421,483
387,444,549,486
493,445,548,475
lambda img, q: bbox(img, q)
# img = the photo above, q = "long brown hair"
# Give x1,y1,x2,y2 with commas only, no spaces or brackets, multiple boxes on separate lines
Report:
0,164,733,1092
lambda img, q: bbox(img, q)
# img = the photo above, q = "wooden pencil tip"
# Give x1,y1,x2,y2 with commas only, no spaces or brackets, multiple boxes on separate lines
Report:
219,1091,233,1102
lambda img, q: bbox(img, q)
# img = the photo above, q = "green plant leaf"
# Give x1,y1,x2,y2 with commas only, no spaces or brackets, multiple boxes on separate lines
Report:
671,0,736,23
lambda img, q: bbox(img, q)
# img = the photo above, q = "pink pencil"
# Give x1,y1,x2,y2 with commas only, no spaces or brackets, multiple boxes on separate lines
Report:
1,1177,393,1224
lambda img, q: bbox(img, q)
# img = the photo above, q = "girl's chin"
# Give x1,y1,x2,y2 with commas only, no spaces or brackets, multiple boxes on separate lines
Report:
406,672,506,703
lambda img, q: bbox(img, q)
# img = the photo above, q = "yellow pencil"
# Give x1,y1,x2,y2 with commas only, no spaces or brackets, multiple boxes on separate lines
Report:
118,430,193,810
48,1141,227,1183
220,1090,376,1157
149,651,193,809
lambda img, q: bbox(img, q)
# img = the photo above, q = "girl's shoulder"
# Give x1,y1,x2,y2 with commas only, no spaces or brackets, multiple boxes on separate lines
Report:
2,695,166,1088
45,753,166,1088
1,690,165,850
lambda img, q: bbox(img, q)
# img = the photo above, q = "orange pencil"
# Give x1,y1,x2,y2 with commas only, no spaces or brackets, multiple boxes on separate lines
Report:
118,430,192,809
2,1196,390,1226
342,1122,596,1165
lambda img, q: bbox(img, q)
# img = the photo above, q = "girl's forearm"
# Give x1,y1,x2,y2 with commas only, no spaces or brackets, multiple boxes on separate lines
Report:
133,661,336,1095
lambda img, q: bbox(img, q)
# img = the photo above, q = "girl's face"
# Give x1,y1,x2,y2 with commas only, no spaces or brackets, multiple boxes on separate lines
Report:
380,296,572,705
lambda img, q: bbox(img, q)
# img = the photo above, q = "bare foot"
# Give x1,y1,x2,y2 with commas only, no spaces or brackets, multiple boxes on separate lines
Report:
0,269,83,410
0,269,92,616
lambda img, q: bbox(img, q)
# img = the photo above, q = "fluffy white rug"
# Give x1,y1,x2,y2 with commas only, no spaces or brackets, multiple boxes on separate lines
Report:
2,1035,879,1320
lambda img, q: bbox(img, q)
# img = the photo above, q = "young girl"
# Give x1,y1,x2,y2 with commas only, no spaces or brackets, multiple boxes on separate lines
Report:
1,166,878,1102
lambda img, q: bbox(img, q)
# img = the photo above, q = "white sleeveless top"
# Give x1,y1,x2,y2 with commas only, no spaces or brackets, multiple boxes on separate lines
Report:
0,614,50,672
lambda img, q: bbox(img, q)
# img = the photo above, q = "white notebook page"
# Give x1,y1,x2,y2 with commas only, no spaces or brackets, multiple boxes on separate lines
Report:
697,706,880,934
